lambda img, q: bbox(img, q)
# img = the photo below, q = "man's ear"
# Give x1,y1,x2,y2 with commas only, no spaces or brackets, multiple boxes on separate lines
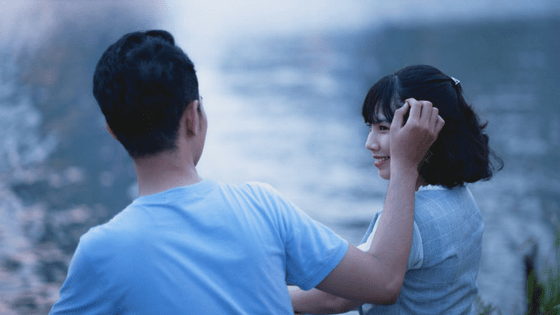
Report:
105,123,118,140
185,99,200,136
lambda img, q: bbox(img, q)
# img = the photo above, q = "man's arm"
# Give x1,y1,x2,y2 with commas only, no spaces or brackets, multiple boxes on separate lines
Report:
290,285,362,314
290,158,418,313
291,99,444,311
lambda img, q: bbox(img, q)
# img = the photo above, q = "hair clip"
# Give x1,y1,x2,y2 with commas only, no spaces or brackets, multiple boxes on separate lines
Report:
451,77,460,86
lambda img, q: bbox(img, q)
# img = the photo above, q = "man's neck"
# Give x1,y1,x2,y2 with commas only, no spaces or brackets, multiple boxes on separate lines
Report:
133,151,202,197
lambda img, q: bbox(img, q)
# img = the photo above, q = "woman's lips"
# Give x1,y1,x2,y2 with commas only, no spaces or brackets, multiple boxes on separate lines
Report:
374,156,389,168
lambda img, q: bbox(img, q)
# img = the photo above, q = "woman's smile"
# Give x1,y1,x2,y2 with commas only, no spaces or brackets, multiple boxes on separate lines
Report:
373,156,390,168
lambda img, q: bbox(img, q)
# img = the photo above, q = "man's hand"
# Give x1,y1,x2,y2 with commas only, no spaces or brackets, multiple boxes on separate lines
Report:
390,98,445,172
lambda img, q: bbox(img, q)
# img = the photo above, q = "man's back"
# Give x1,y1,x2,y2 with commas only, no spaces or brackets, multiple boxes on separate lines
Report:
49,180,348,314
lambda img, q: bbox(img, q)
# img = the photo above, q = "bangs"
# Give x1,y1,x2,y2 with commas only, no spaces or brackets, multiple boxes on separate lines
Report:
362,75,401,124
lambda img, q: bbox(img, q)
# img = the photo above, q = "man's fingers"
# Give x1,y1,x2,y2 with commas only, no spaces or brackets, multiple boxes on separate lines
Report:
435,116,445,134
392,102,408,129
430,107,439,129
404,99,434,127
406,98,422,122
418,101,433,123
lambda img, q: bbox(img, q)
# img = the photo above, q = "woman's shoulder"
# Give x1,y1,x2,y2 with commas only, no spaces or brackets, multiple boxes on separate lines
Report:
416,184,470,198
414,185,476,214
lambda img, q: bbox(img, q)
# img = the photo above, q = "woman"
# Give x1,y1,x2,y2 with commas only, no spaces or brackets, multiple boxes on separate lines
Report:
290,65,503,314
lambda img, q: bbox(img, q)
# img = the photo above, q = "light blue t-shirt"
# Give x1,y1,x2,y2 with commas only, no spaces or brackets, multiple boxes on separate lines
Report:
49,180,348,314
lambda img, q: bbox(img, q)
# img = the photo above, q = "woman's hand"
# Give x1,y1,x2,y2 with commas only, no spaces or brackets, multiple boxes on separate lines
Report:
389,98,444,173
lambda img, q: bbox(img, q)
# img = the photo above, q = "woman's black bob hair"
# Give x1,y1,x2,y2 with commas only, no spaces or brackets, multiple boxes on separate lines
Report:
362,65,503,188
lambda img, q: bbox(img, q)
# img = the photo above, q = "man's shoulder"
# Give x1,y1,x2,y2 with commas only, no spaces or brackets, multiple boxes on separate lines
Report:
240,181,278,195
78,220,122,251
77,205,142,253
218,180,283,202
220,180,275,192
217,181,304,221
240,181,294,207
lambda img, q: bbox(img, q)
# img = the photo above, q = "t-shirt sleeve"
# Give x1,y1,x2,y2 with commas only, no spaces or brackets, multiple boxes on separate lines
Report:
49,232,117,315
250,183,349,290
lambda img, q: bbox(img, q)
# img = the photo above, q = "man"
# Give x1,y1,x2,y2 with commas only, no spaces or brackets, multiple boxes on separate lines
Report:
49,30,443,314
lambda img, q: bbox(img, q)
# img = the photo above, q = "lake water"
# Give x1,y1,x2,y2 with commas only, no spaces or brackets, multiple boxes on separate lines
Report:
1,1,559,314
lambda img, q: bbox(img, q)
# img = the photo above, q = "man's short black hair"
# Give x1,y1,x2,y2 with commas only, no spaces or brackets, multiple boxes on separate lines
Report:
363,65,503,188
93,30,199,158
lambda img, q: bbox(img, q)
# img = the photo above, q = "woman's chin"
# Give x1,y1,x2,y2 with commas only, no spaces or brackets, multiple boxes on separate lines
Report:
378,171,390,181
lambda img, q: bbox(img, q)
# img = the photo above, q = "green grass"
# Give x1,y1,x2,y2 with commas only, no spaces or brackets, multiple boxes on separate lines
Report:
477,226,560,315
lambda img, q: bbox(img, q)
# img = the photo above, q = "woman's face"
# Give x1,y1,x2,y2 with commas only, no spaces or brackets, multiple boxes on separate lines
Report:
365,112,392,180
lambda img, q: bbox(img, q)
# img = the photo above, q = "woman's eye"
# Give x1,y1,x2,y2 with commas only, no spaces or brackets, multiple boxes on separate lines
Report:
379,125,389,131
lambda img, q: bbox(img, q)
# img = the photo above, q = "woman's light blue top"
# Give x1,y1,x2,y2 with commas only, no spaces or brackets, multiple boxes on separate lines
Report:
359,185,484,315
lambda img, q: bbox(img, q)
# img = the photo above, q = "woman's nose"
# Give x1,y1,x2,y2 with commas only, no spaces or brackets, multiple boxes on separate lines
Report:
365,131,379,151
